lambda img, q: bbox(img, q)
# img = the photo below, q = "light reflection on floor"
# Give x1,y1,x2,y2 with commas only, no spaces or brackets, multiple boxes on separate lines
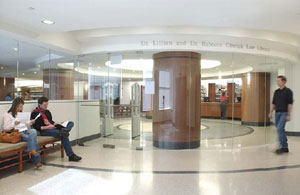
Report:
28,169,133,195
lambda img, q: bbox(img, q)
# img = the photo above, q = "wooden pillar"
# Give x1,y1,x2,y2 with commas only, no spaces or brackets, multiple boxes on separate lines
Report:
0,77,15,101
241,72,270,126
208,83,216,102
227,83,236,103
152,51,201,149
43,69,74,100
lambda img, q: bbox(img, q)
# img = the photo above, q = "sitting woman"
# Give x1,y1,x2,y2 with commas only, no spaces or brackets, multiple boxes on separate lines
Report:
2,97,42,168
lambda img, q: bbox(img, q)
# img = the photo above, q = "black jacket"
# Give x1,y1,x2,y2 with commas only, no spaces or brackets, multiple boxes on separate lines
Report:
272,87,294,112
31,110,55,131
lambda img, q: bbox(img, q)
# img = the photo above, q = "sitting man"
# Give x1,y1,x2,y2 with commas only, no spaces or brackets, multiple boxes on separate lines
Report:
31,97,82,162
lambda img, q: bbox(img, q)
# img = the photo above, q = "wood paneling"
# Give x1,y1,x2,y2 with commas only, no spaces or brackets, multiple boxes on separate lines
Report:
201,102,241,119
43,69,74,100
208,83,216,102
152,51,201,149
241,72,270,126
227,83,235,103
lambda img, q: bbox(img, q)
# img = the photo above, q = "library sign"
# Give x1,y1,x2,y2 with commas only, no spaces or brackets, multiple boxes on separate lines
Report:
140,40,271,53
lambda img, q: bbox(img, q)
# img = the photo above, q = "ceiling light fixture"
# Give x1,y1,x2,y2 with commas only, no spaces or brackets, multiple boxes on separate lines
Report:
12,48,18,51
41,20,55,25
106,59,153,71
201,60,221,69
105,59,221,71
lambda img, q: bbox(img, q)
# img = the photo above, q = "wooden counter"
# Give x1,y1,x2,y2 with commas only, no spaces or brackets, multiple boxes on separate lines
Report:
201,102,241,119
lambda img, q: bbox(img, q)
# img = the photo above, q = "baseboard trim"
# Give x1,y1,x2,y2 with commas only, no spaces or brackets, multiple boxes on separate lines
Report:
201,116,241,121
286,131,300,136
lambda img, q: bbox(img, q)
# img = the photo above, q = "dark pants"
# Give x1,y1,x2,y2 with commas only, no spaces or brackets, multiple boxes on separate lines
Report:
275,112,288,148
40,121,74,156
220,103,227,119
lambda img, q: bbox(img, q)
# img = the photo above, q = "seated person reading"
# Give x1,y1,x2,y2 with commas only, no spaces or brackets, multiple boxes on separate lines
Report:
31,97,82,162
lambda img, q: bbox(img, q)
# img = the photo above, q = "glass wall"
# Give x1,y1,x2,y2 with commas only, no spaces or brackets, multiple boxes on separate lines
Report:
0,34,295,150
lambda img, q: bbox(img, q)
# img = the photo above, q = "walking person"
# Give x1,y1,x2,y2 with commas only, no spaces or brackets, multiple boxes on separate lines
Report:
269,75,293,154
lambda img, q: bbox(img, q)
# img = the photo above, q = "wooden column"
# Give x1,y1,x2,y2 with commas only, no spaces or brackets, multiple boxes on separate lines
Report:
241,72,270,126
152,51,201,149
43,69,74,100
227,83,235,103
0,77,15,101
208,83,216,102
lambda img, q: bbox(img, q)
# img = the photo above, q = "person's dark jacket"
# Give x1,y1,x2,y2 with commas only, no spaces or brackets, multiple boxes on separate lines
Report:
31,110,55,131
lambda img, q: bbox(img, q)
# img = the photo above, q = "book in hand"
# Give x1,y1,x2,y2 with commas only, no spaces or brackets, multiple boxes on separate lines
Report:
15,112,37,132
55,121,69,129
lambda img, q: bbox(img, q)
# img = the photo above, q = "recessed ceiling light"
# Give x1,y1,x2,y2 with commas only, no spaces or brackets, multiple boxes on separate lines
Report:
12,47,18,51
34,72,37,74
1,67,4,70
41,20,55,25
22,73,25,76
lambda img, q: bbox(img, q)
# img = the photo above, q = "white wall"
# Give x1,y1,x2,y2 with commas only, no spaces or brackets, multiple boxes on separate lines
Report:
0,100,101,141
289,63,300,132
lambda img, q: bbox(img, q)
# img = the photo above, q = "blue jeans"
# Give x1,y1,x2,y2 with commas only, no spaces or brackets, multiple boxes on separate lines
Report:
21,129,41,163
40,121,74,157
275,112,288,148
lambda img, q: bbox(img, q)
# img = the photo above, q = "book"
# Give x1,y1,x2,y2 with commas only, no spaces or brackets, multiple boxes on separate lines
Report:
55,121,69,129
14,112,42,132
15,112,31,132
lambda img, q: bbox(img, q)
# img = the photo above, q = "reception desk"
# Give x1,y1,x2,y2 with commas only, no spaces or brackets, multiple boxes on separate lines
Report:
201,102,241,119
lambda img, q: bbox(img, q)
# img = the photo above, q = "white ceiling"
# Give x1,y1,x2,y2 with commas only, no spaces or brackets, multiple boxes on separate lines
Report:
1,0,300,35
0,1,297,80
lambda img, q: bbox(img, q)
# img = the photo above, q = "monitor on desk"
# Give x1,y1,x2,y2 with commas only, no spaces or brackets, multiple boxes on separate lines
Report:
204,97,209,102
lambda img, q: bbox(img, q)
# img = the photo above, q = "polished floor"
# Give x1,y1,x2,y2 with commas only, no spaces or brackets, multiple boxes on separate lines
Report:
1,119,299,195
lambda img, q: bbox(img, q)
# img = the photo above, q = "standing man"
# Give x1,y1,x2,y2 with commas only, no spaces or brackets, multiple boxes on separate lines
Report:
31,97,82,161
269,75,293,154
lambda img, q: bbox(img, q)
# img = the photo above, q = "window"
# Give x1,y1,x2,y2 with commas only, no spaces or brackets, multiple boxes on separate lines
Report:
159,71,171,110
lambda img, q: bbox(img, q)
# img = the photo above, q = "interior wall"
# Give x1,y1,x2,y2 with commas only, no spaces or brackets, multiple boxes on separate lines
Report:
288,64,299,132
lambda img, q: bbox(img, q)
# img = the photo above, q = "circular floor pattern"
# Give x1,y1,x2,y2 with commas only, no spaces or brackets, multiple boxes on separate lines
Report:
113,119,253,141
118,123,207,132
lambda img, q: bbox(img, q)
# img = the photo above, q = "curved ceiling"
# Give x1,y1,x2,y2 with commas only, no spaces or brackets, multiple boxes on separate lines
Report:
1,0,300,35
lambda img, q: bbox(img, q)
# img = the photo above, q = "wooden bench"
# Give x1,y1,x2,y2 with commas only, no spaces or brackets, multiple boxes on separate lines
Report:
0,136,63,173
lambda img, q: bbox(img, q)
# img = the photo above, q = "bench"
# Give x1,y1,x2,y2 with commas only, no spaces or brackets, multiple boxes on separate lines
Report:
0,136,63,173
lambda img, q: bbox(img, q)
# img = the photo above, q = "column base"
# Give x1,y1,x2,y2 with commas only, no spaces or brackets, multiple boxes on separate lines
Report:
153,140,200,149
241,121,271,126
